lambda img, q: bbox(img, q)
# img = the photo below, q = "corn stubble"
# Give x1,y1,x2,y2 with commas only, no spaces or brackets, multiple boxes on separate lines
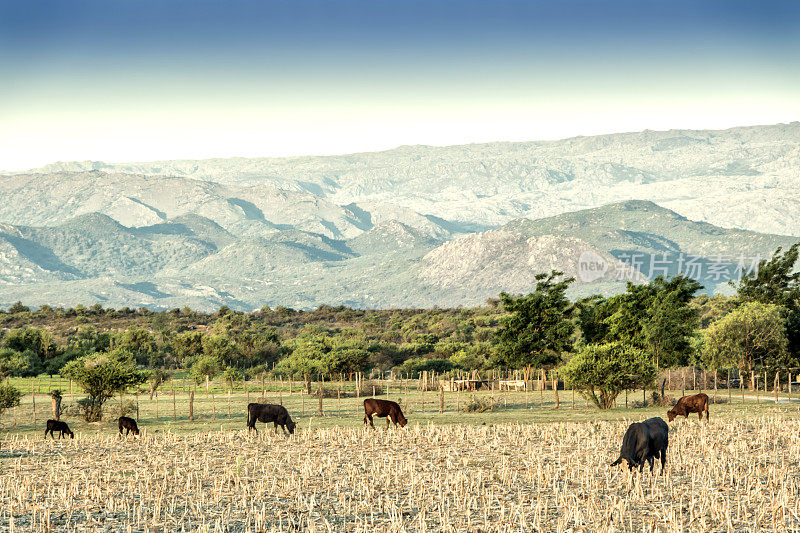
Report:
0,417,798,531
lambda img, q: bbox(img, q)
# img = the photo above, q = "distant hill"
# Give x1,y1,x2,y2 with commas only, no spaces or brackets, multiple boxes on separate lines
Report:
0,199,794,310
0,123,798,310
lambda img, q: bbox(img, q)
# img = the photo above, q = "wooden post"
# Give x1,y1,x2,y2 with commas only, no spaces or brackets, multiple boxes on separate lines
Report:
338,378,341,417
682,372,685,397
741,372,744,404
189,388,195,421
301,387,305,418
227,386,231,419
31,380,36,430
713,370,717,404
539,369,544,408
439,384,444,414
211,387,216,420
205,374,209,393
261,373,265,397
553,372,559,409
318,375,323,416
155,392,159,422
245,375,250,403
172,380,176,421
571,386,575,410
625,388,628,408
135,390,139,422
775,372,780,403
727,369,731,403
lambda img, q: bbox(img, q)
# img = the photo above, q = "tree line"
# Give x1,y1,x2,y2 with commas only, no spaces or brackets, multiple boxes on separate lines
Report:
0,243,798,418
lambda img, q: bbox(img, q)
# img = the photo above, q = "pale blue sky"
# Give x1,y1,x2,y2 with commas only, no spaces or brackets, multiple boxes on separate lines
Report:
1,0,798,170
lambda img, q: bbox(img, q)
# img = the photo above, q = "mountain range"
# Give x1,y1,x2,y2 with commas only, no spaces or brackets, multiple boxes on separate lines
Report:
0,123,798,310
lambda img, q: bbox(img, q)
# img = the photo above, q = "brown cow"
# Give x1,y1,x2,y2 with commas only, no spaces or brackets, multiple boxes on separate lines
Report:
667,393,709,422
363,398,407,428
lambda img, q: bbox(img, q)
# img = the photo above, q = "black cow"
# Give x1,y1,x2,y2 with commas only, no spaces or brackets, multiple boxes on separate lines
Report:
247,403,296,435
44,419,74,439
610,417,668,473
118,416,140,436
363,398,407,428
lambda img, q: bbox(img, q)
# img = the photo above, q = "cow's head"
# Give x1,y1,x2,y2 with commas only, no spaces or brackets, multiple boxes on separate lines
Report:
287,418,296,434
666,409,676,422
610,456,637,470
67,429,75,439
398,414,408,428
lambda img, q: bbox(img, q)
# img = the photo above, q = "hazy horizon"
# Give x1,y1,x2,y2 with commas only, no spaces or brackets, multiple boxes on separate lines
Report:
2,0,799,171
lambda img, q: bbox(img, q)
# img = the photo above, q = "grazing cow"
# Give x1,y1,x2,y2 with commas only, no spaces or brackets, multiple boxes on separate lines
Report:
44,419,74,439
363,398,407,429
247,403,296,435
667,393,709,422
118,416,140,436
610,417,668,473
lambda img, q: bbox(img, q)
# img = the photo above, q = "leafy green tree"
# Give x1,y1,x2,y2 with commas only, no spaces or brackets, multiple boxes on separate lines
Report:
493,271,576,369
0,348,43,377
113,327,161,366
61,349,148,421
594,276,701,367
2,327,57,360
189,355,222,386
561,342,657,409
733,243,800,361
172,331,204,366
401,357,455,376
221,366,242,388
201,334,240,367
702,302,789,388
7,301,30,314
0,383,22,425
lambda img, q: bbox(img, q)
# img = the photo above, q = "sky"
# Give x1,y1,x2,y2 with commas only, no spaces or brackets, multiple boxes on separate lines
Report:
1,0,799,171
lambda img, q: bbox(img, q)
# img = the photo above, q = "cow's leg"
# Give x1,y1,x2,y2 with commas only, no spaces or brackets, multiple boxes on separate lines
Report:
386,417,391,429
661,449,667,472
698,411,703,421
367,414,374,428
44,428,49,439
648,456,655,472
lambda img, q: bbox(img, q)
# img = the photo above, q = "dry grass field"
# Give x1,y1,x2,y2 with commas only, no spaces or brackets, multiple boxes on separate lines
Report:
2,415,800,532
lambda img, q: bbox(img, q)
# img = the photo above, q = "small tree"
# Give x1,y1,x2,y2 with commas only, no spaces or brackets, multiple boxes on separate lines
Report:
0,384,22,427
148,368,173,399
221,366,242,389
61,349,148,421
50,389,63,420
562,342,657,409
189,355,222,389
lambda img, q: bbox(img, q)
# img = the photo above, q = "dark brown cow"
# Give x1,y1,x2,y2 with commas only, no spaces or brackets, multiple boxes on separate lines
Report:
247,403,296,435
611,417,669,473
44,419,74,439
363,398,407,428
118,416,140,436
667,393,709,422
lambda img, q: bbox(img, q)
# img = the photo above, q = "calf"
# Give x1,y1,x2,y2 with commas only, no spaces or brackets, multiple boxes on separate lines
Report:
610,417,668,473
247,403,296,435
363,398,407,429
118,416,140,436
44,419,74,439
667,393,709,422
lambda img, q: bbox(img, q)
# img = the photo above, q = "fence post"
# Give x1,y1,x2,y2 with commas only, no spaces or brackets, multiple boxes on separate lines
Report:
189,388,195,421
553,372,559,409
155,391,159,422
740,372,744,404
775,372,780,403
227,386,231,419
318,375,323,416
172,380,176,421
727,369,731,403
135,390,139,422
31,379,36,430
